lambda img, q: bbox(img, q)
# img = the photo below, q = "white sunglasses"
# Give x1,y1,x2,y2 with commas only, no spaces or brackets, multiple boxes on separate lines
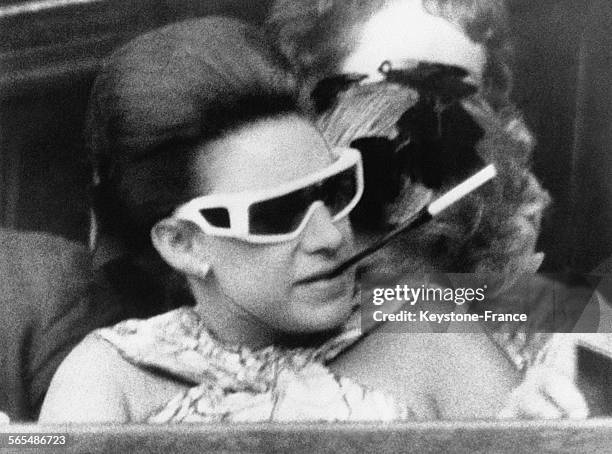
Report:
173,147,364,243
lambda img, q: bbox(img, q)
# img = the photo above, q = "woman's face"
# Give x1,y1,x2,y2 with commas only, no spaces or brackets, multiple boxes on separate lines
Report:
341,0,487,84
192,115,357,335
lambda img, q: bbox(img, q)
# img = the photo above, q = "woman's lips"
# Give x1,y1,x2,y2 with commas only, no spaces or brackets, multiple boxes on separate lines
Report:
296,270,338,285
295,263,353,285
297,265,349,284
295,270,354,299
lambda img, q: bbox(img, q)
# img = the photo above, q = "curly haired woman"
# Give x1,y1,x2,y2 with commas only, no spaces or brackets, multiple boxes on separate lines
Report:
267,0,591,419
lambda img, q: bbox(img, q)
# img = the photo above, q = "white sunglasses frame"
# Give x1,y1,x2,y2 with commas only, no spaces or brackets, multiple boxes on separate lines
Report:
173,147,364,244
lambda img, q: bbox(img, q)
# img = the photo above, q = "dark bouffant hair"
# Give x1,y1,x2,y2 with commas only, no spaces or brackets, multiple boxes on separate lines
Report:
87,16,300,253
85,16,304,314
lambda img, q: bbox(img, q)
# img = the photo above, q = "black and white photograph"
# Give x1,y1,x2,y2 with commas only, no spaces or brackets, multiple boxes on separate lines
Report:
1,0,612,452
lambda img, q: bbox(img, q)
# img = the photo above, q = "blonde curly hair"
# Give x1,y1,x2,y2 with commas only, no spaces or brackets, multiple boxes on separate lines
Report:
267,0,550,286
267,0,514,112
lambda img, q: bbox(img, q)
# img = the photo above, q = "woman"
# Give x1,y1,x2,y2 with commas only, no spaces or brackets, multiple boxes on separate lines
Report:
34,16,510,424
40,17,367,423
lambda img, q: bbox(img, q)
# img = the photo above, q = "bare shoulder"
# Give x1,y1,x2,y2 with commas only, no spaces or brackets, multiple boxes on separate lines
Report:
39,334,130,423
330,325,443,419
40,334,188,423
330,319,520,419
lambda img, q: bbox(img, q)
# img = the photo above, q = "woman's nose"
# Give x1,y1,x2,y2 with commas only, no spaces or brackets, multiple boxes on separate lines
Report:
300,202,347,254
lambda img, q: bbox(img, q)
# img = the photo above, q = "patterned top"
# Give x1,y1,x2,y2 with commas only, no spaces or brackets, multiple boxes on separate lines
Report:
92,274,608,423
94,307,411,423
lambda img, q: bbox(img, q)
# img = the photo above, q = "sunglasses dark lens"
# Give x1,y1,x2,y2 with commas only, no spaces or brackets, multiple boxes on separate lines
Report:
249,188,313,235
199,207,231,228
248,165,358,236
321,167,358,217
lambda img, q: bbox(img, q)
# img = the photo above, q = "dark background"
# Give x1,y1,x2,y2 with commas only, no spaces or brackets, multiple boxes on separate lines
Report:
510,0,612,273
1,0,611,273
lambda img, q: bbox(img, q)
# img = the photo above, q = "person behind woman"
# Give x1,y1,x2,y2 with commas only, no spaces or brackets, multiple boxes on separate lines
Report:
268,0,515,113
267,0,544,282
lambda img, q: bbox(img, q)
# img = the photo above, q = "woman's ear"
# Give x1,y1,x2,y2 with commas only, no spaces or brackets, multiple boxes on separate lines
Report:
151,218,210,278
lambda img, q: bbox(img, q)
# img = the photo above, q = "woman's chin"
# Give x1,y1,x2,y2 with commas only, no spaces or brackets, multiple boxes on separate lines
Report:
282,292,357,334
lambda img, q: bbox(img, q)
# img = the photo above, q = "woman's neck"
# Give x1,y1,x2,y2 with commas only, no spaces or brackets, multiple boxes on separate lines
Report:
187,275,278,350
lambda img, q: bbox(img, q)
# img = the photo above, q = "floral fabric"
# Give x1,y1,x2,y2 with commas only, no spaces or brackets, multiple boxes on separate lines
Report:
93,273,604,423
95,307,410,423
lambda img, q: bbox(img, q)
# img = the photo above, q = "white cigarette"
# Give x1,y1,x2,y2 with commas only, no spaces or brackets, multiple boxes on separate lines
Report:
427,165,497,216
